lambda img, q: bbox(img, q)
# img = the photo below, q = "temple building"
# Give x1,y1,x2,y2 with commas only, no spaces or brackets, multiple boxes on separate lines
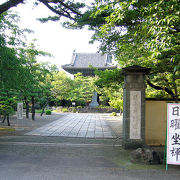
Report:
62,51,117,107
62,52,116,76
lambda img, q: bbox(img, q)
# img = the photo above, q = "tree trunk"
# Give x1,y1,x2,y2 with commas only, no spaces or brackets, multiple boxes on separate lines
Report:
2,115,6,123
31,96,35,120
40,100,49,116
24,97,29,119
40,107,45,116
7,115,10,126
146,79,176,100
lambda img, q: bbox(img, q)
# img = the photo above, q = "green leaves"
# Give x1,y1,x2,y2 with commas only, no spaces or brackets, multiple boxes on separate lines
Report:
0,12,57,117
87,0,179,100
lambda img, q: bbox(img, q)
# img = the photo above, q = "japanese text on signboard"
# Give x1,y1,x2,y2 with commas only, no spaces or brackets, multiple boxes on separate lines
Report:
167,104,180,165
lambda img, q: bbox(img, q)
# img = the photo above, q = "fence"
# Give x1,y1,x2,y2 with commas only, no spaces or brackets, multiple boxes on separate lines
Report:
145,99,177,146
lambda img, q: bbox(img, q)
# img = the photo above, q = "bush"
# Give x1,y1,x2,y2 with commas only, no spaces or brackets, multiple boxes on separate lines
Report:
109,99,123,111
35,109,42,113
69,107,77,113
111,112,117,116
76,106,82,109
45,109,51,115
97,105,110,109
62,108,69,112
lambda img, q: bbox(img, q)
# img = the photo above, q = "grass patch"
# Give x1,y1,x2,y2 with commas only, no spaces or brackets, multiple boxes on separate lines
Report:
107,148,165,170
0,127,15,132
35,109,42,113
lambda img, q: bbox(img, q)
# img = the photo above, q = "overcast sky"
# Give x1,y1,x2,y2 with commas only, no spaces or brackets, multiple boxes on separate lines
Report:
10,1,100,69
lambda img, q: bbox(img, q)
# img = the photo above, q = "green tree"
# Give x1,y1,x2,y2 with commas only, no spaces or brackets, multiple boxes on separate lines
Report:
52,71,73,102
88,0,179,101
68,73,95,106
95,69,123,110
0,12,31,124
18,42,53,120
0,91,17,126
0,11,57,123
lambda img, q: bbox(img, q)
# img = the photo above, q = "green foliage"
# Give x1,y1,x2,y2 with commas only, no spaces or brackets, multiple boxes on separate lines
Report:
88,0,179,101
97,105,110,109
62,108,69,113
109,98,123,111
95,69,123,88
52,71,73,100
0,12,57,120
0,91,17,116
35,109,42,113
45,109,51,115
111,112,117,116
68,73,96,105
68,107,77,113
95,69,123,110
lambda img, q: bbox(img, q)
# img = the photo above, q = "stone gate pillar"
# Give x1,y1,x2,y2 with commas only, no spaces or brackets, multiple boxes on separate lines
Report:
122,65,151,149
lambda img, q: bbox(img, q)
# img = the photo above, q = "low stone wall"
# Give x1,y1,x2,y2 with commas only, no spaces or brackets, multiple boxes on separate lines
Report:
77,107,119,113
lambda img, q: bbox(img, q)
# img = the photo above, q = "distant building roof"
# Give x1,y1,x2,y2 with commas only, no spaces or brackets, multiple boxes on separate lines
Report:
62,52,117,76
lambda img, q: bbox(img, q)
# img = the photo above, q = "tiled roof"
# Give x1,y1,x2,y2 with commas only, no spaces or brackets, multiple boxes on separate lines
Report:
62,53,116,69
62,52,117,76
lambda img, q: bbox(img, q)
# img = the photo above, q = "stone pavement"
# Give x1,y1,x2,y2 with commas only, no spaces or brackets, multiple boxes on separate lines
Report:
25,113,118,138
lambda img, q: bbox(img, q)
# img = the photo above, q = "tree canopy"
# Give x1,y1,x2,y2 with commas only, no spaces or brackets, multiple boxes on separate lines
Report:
0,0,179,112
89,0,179,101
0,12,57,123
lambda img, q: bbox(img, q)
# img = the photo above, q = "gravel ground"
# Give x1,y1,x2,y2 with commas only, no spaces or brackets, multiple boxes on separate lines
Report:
0,113,180,179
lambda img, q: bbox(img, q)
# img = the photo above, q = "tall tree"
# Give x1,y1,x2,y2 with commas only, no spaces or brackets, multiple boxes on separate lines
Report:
18,41,53,120
52,71,73,102
86,0,179,101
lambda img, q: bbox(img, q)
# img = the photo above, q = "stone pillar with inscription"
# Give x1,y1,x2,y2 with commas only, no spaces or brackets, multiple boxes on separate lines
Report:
122,65,151,149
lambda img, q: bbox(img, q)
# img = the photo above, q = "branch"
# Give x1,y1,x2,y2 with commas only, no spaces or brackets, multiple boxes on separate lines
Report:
39,0,77,20
57,0,82,16
46,0,82,16
146,79,175,99
0,0,24,14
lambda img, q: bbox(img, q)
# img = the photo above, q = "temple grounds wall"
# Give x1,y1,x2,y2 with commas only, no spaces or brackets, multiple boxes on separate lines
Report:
145,100,177,146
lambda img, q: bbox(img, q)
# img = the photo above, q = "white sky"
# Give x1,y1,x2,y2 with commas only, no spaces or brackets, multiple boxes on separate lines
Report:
10,1,100,69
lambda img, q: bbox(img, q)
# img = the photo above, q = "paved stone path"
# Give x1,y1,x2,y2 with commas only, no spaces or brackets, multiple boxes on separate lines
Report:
26,113,116,138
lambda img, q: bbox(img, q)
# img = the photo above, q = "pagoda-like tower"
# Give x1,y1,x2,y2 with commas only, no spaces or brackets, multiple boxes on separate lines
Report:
62,52,117,107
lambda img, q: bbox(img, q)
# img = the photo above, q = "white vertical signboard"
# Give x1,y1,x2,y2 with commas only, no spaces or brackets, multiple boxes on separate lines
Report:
167,103,180,165
130,91,141,139
17,102,23,120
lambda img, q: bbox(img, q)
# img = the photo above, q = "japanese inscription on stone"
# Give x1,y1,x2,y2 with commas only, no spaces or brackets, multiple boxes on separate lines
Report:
130,91,141,139
167,104,180,165
17,102,23,120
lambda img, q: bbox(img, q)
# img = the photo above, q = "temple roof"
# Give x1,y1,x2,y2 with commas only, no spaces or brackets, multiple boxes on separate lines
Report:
62,52,117,76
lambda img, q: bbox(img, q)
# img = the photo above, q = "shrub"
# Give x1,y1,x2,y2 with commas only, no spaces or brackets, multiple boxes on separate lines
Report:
76,106,82,109
68,107,77,113
45,109,51,115
35,109,42,113
62,108,69,112
111,112,117,116
97,105,110,109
